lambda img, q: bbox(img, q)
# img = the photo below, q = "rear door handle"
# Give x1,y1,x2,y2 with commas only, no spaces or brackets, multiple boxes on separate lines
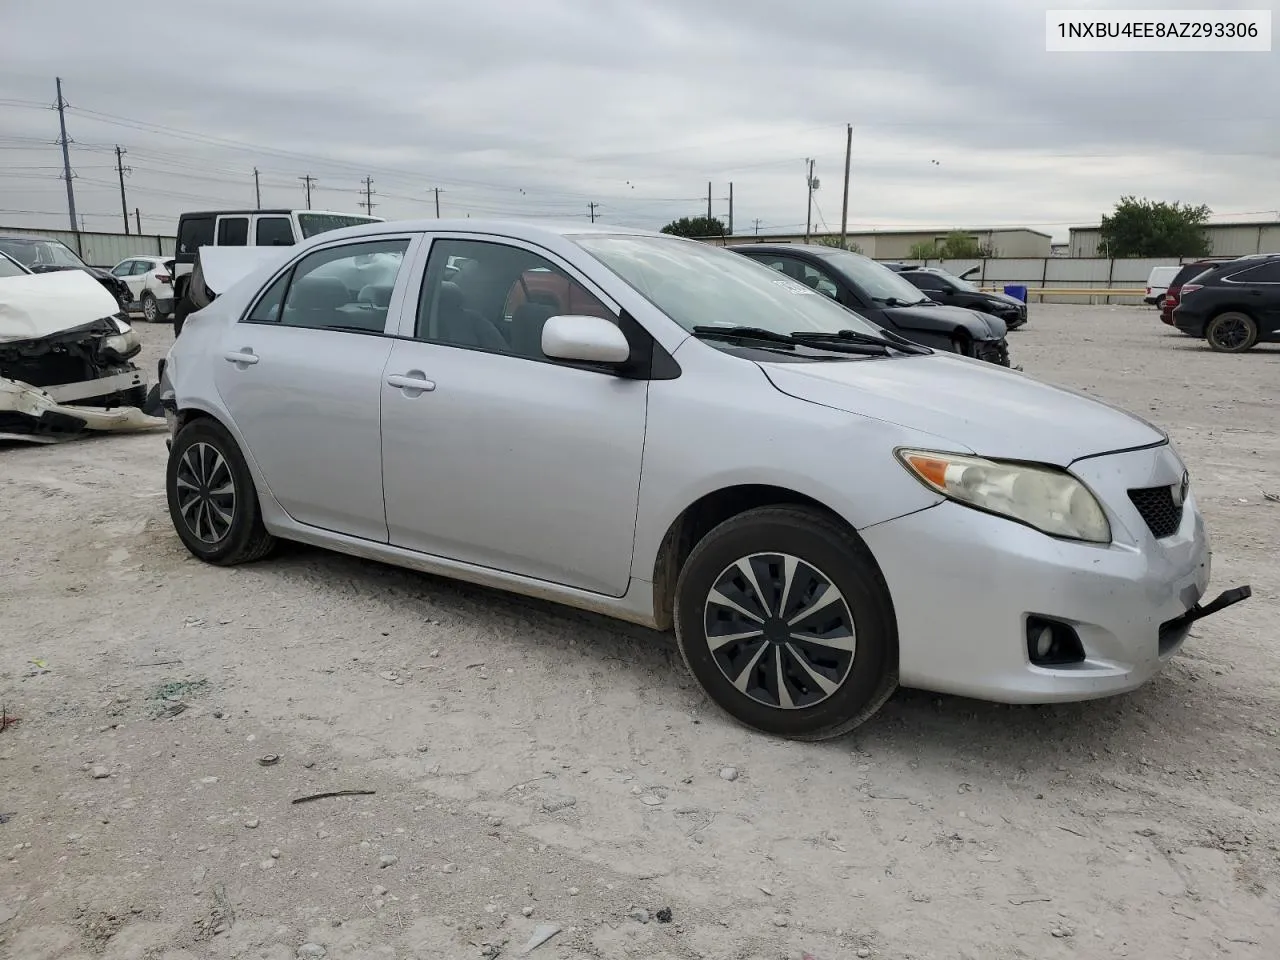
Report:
386,371,436,394
224,350,258,366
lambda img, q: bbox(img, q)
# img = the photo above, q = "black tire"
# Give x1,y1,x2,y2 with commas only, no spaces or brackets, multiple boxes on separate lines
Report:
1205,312,1258,353
166,418,276,565
141,292,160,323
673,505,898,740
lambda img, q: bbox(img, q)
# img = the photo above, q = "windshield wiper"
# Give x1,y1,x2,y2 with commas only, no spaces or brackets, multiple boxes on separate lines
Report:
692,325,889,356
790,328,930,355
872,295,929,307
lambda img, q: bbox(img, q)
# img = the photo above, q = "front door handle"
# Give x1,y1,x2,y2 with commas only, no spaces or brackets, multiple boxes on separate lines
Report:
224,349,259,366
387,371,436,395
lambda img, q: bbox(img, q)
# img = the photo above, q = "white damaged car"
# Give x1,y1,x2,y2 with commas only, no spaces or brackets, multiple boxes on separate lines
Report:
0,254,163,442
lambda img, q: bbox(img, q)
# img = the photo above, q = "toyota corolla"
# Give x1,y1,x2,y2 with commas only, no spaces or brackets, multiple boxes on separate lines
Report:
158,220,1249,739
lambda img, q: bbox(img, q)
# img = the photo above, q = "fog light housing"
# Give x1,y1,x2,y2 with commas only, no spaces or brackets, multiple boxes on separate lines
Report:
1026,616,1085,666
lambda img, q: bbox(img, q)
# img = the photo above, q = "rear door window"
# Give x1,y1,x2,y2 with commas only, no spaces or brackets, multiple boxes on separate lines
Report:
255,217,295,247
1228,261,1280,283
217,217,249,246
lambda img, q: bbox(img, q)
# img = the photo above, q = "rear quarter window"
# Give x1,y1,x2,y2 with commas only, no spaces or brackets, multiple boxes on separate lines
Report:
177,216,215,259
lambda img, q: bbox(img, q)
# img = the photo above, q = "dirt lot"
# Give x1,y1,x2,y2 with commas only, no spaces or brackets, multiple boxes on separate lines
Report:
1,305,1277,960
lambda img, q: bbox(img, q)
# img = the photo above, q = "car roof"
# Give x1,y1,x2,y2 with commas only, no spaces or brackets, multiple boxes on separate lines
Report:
727,243,844,257
177,209,381,218
283,218,664,245
0,233,72,242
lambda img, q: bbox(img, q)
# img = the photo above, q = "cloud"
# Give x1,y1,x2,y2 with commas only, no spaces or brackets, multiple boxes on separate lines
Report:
1,0,1276,241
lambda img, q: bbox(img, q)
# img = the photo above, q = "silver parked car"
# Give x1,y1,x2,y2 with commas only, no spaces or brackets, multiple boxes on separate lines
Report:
159,220,1249,739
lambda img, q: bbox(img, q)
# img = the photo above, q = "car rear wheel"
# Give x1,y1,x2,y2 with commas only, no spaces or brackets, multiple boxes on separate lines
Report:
141,292,160,322
166,418,276,565
673,505,897,740
1205,312,1258,353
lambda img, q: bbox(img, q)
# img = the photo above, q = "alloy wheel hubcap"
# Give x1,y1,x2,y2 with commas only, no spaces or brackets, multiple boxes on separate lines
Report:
174,442,236,544
144,298,156,320
703,553,856,710
1216,318,1247,348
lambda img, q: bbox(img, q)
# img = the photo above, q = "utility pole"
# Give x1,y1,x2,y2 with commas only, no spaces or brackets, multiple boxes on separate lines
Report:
114,145,131,234
55,77,78,233
706,182,712,224
253,167,261,209
804,159,817,243
433,187,441,218
299,174,316,209
359,176,377,214
728,182,734,236
588,201,599,223
134,208,141,234
753,218,762,235
840,123,852,249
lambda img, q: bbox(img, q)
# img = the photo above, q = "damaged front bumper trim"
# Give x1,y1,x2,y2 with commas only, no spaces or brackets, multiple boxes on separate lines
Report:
1159,584,1252,650
42,368,146,404
0,376,166,441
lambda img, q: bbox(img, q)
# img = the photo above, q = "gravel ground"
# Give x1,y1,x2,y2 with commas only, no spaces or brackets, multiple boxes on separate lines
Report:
1,305,1277,960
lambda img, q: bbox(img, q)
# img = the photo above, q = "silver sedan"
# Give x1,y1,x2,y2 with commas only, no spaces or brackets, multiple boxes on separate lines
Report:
158,220,1248,738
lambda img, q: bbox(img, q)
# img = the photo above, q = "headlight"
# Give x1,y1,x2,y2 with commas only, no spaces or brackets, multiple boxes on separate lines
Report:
896,449,1111,543
104,318,140,355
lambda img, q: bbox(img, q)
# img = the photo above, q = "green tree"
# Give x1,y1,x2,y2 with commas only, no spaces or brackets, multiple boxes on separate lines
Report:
660,216,728,239
814,236,864,254
1098,197,1211,257
909,240,939,259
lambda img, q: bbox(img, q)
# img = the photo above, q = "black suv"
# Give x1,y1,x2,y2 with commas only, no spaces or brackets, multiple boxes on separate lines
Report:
729,244,1011,365
1172,255,1280,352
896,266,1027,330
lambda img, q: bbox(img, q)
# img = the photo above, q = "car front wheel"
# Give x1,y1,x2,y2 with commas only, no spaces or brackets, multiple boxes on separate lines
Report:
1205,311,1258,353
166,418,276,565
673,506,898,740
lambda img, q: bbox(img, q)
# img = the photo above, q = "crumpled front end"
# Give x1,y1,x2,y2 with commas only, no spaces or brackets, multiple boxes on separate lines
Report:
0,270,163,442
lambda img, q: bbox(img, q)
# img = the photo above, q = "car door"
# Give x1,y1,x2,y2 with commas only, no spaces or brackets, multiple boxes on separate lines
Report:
214,234,421,541
111,260,141,302
129,260,157,300
379,235,648,597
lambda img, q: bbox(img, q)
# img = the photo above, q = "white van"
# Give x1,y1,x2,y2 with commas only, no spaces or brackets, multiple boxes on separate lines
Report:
170,209,382,303
1144,265,1181,305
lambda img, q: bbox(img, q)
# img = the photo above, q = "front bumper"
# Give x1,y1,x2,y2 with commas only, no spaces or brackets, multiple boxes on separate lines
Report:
974,337,1011,366
862,443,1236,704
42,368,144,404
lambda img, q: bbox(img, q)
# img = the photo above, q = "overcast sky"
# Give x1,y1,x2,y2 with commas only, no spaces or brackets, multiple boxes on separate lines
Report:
1,0,1276,242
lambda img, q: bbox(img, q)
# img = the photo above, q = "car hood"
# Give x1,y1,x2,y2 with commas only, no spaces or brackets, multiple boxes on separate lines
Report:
887,302,1006,338
760,353,1165,466
0,270,123,342
984,291,1024,309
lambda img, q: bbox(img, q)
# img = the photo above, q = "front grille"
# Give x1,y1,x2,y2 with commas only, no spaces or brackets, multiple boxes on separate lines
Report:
1129,485,1182,539
975,338,1011,366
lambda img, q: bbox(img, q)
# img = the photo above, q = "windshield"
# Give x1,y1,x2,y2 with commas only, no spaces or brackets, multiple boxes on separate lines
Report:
819,249,929,303
0,237,87,269
297,213,381,238
0,252,28,278
933,270,980,293
573,234,885,339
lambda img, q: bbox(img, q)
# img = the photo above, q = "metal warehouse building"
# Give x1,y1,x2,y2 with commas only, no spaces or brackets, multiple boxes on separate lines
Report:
721,227,1053,259
1068,220,1280,258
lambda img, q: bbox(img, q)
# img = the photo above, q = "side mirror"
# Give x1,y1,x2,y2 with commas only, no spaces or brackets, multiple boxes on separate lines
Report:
542,314,630,364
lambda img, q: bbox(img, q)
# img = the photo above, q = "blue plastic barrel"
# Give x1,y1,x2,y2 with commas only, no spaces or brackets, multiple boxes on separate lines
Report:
1003,284,1028,302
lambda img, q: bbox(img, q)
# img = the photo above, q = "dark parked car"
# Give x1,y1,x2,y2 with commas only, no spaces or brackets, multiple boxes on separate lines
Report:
896,266,1027,330
729,244,1011,366
1172,254,1280,352
1160,256,1265,329
0,234,132,312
